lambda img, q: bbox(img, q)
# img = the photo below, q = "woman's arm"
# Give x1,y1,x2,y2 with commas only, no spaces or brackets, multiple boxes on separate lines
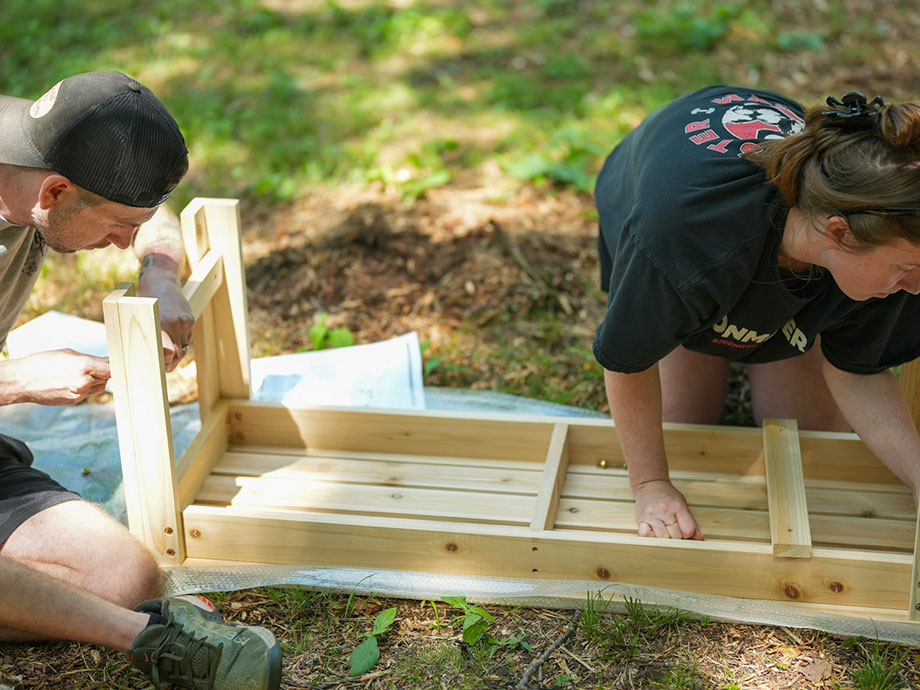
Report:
604,366,705,539
822,360,920,502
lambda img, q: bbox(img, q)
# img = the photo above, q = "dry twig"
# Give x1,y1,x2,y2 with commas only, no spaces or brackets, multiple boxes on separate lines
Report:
515,611,581,689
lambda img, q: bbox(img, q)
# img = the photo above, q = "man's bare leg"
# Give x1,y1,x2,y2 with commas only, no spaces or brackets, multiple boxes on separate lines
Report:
0,500,161,643
0,553,150,648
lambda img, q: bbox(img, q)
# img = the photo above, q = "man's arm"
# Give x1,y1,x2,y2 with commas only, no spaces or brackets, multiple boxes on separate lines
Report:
604,366,704,539
823,360,920,502
0,349,109,406
133,205,194,372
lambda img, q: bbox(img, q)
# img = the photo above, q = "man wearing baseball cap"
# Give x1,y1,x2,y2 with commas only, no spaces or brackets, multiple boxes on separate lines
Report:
0,72,281,689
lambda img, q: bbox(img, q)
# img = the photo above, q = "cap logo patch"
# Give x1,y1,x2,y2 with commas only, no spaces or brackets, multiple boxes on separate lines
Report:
30,82,61,119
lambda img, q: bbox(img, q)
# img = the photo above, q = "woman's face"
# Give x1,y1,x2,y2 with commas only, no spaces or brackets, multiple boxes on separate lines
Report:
826,236,920,301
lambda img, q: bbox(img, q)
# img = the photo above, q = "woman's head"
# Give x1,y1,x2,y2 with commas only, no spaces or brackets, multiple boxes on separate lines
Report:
748,92,920,249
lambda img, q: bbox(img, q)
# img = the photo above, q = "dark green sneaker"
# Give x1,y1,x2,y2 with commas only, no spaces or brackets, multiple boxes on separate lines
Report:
129,600,281,690
136,595,225,626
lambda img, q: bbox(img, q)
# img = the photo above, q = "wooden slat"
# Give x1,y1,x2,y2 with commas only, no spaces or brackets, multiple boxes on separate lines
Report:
227,400,557,462
899,359,920,432
553,498,913,551
180,203,219,423
213,450,542,495
182,250,223,320
531,424,569,530
562,471,916,520
104,294,183,564
102,284,143,536
182,505,913,610
199,199,250,399
911,510,920,620
196,475,533,525
228,445,547,473
763,419,812,559
899,360,920,619
177,400,230,508
566,422,900,484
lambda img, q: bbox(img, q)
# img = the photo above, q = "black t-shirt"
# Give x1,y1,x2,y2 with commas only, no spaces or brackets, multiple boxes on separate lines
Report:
593,85,920,375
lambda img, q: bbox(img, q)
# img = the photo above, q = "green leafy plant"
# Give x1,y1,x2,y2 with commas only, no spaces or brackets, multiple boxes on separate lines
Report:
348,606,398,677
308,312,355,351
441,596,496,645
419,338,446,377
852,642,909,690
506,128,603,193
491,630,533,653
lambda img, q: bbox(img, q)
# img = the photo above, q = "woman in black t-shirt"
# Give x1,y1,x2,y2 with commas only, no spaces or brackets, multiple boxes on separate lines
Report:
594,88,920,540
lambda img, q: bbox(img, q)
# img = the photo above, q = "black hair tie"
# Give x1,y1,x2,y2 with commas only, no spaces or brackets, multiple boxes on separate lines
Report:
823,92,884,125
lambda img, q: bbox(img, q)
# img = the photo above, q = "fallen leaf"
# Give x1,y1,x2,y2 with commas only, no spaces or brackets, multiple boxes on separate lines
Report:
800,659,832,682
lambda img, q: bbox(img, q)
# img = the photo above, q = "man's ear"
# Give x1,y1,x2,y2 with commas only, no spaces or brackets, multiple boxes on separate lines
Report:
824,215,855,249
37,174,76,210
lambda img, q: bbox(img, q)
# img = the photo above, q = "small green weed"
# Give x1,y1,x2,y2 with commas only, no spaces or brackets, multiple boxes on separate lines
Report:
851,642,908,690
580,589,614,642
584,596,707,662
308,312,355,351
442,596,496,645
647,662,703,689
348,606,398,677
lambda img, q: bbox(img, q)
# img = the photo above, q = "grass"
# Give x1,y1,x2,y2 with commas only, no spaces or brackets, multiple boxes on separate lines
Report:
851,641,909,690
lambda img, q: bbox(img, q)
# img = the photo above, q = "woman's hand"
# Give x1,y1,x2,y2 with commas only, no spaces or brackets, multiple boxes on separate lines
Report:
633,479,705,540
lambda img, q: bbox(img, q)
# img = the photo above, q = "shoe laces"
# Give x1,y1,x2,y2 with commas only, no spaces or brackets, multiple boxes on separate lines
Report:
147,616,223,689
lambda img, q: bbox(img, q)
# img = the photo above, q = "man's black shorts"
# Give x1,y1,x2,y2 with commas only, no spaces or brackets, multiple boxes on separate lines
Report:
0,433,80,545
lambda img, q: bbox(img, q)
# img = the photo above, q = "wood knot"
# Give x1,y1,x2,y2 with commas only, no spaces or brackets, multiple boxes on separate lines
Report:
391,493,403,500
233,412,243,422
189,529,202,539
596,567,611,580
783,582,801,600
829,581,845,593
569,506,581,513
445,543,459,553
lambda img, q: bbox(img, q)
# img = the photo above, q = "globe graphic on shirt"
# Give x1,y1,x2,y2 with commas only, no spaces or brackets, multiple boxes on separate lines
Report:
721,105,804,141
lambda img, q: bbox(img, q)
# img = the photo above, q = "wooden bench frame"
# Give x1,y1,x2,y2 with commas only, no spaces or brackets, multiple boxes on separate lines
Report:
103,198,920,624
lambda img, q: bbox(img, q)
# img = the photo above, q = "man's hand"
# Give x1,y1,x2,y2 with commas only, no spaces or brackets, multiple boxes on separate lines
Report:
134,205,194,372
633,479,705,540
0,349,110,406
137,254,194,372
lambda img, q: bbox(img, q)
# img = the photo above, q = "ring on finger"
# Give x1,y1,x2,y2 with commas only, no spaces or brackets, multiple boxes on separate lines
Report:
664,520,678,526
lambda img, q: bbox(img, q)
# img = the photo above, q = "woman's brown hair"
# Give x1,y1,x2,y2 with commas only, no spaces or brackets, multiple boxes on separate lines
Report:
746,93,920,248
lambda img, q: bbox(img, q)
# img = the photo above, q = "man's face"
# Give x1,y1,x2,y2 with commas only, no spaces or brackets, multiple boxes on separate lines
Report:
37,197,157,253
